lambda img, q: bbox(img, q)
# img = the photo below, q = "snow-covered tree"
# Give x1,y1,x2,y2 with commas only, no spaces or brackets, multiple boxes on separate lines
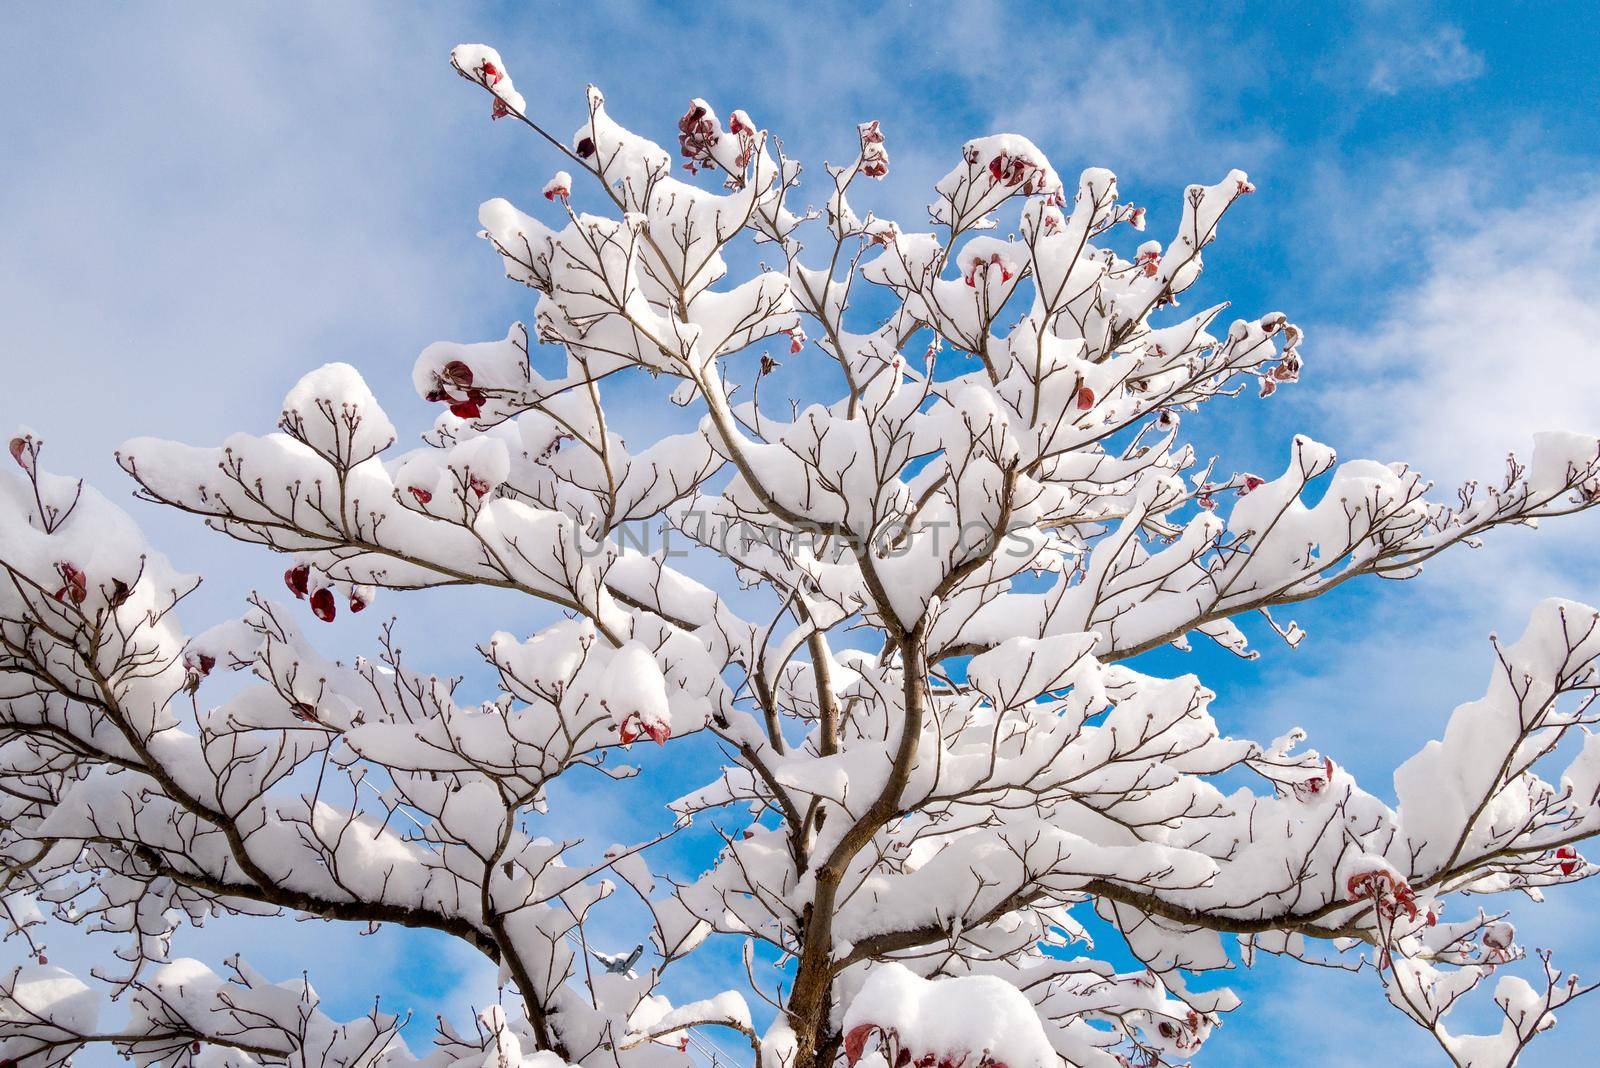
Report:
5,44,1600,1068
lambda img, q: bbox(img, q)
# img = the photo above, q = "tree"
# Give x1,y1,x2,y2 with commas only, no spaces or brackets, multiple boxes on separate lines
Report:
4,41,1600,1068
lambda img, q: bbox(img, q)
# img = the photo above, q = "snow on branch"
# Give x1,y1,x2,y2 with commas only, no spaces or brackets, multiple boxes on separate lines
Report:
4,41,1600,1068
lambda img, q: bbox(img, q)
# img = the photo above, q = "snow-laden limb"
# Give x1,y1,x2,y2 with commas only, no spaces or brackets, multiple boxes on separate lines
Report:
0,953,602,1068
6,41,1600,1068
840,963,1057,1067
0,440,704,1066
669,598,1600,1065
0,956,426,1068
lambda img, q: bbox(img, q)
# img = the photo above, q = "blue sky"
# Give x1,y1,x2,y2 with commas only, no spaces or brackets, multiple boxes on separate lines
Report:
5,2,1600,1063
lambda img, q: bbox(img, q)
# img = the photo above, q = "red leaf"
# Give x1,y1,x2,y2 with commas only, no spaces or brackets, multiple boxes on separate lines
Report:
844,1024,880,1066
284,564,310,599
54,562,87,604
310,587,337,622
450,392,484,420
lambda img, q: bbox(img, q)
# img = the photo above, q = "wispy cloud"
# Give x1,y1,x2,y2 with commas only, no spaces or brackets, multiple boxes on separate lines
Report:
1368,23,1485,94
1321,182,1600,489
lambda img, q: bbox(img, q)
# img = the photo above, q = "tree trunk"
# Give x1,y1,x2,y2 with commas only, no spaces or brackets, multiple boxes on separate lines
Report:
787,635,928,1067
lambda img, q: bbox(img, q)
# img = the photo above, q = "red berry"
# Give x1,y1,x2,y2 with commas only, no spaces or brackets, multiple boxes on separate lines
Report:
284,564,310,599
310,587,336,622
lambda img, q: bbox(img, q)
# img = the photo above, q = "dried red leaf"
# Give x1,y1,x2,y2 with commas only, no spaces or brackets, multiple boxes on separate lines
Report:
844,1023,879,1066
450,391,485,420
54,562,87,605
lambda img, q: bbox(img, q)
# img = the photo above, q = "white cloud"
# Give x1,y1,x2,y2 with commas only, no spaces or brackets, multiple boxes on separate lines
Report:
1368,23,1485,94
935,0,1279,179
1324,183,1600,490
1272,170,1600,793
